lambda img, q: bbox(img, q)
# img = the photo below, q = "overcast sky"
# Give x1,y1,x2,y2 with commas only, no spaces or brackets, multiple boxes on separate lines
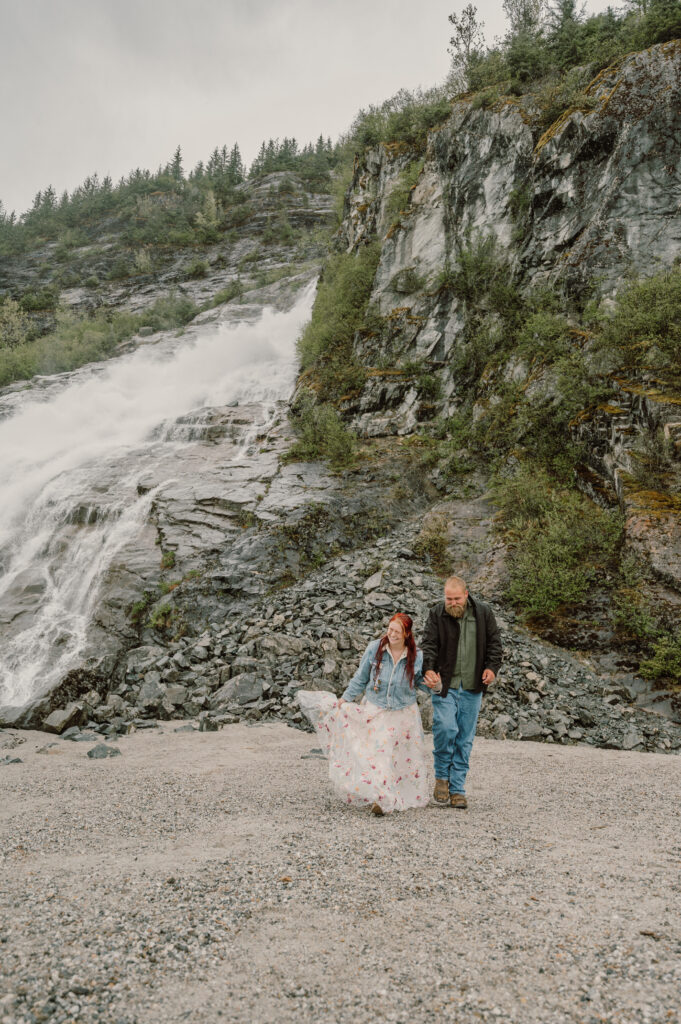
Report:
1,0,615,218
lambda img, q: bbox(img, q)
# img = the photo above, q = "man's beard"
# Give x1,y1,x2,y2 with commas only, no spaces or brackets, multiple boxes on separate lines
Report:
445,603,465,619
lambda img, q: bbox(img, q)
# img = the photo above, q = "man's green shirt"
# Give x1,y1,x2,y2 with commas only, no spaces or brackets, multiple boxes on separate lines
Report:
452,601,478,691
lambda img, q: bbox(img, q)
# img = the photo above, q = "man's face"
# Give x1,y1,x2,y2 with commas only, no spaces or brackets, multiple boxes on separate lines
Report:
444,585,468,619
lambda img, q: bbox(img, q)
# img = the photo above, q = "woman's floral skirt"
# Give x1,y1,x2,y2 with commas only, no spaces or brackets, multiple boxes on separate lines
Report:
297,690,430,813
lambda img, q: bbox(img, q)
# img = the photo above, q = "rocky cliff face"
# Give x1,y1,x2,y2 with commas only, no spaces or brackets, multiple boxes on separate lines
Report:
335,41,681,592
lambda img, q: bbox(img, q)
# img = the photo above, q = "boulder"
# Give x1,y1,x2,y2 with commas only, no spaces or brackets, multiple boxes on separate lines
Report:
137,677,166,713
86,743,122,759
165,684,188,706
517,720,544,741
126,646,166,675
622,728,644,751
43,703,86,735
258,635,305,657
491,714,516,740
363,570,383,591
211,672,263,707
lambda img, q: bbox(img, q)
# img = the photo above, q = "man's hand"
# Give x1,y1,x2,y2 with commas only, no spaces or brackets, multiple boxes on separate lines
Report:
424,670,442,690
482,669,496,687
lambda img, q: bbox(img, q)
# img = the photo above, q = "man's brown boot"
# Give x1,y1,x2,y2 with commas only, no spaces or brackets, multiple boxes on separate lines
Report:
450,793,468,809
433,778,449,804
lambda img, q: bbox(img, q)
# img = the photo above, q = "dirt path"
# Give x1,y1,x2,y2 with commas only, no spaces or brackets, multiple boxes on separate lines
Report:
1,723,679,1024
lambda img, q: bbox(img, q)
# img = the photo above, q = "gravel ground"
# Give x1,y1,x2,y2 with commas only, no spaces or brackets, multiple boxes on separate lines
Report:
1,722,680,1024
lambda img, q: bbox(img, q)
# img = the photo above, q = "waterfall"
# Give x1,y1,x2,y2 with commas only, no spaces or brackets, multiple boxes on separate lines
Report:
0,281,316,708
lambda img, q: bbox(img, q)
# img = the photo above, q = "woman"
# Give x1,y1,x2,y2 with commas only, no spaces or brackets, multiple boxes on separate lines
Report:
298,613,438,815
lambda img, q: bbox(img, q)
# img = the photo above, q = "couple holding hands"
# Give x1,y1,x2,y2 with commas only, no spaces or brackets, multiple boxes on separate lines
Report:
298,575,503,815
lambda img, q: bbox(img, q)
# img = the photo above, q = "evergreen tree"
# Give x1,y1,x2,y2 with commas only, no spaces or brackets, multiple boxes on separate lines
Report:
169,145,184,181
228,143,245,183
448,4,486,89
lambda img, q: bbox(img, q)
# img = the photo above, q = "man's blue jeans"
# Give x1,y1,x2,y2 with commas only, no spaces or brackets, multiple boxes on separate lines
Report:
432,685,482,795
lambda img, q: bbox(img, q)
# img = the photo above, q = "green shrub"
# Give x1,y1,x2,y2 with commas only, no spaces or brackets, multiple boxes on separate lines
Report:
109,256,135,280
628,427,675,490
445,232,520,318
297,242,379,399
390,267,426,294
129,592,154,627
594,265,681,378
138,293,198,333
286,393,357,469
160,550,176,570
416,371,442,401
385,159,424,220
413,512,450,576
0,292,198,387
238,249,262,269
331,163,355,226
208,279,244,307
639,634,681,687
54,269,80,288
185,257,209,279
514,309,572,361
493,465,623,616
0,298,31,349
470,85,505,109
262,213,297,246
148,603,177,632
349,89,451,152
19,286,59,311
533,67,597,126
134,250,153,274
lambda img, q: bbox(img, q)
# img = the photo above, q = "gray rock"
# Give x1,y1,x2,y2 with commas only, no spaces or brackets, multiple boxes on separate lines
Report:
60,726,82,740
164,684,188,706
67,730,101,742
126,646,166,674
211,672,263,707
86,743,122,759
363,570,383,591
517,720,544,741
258,635,305,657
137,677,166,712
43,703,85,735
491,714,516,740
622,728,644,751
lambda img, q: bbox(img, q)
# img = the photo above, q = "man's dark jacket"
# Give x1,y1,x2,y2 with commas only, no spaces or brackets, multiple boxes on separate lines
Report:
420,594,502,697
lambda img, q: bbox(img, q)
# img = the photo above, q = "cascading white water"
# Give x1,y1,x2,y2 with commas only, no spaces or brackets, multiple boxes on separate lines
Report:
0,280,316,708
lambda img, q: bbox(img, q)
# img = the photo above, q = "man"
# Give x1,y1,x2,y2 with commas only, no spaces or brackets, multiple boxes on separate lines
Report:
421,575,502,808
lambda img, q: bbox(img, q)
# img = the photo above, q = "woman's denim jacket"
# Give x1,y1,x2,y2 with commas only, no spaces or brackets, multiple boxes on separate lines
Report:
341,639,429,710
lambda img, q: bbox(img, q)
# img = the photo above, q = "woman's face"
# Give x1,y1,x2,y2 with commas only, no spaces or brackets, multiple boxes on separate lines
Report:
386,619,406,645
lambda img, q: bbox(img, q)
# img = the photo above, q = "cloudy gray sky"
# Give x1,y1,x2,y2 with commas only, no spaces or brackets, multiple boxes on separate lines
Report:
1,0,613,217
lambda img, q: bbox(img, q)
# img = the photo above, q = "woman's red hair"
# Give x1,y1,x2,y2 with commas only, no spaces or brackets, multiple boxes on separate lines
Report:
372,613,417,688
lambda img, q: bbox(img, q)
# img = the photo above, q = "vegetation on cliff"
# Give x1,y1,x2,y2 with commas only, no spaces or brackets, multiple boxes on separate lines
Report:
341,1,681,158
0,294,198,388
0,137,340,256
450,0,681,95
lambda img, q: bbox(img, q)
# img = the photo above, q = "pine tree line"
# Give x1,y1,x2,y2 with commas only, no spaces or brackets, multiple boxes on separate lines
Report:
0,134,342,255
